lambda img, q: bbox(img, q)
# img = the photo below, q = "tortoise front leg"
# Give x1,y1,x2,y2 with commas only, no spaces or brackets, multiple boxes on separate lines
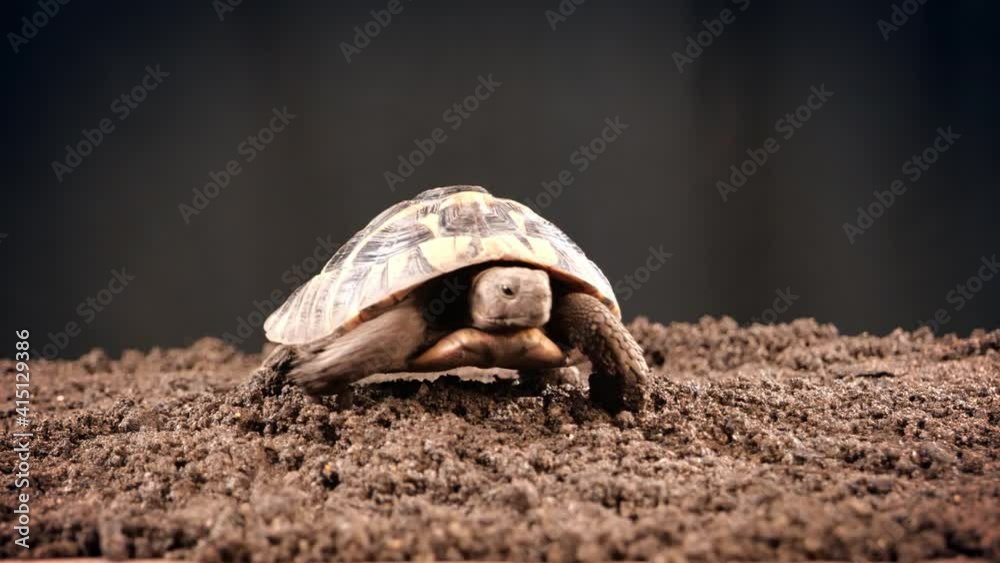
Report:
549,293,650,412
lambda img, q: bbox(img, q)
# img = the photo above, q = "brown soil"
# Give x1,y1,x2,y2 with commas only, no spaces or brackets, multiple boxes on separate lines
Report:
1,318,998,562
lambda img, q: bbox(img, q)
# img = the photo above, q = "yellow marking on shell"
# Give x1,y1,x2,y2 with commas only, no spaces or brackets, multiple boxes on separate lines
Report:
477,234,505,255
519,235,560,265
417,213,440,236
352,261,388,311
419,236,473,271
535,238,560,265
509,200,543,219
385,250,417,283
509,209,527,233
450,191,491,207
480,233,557,266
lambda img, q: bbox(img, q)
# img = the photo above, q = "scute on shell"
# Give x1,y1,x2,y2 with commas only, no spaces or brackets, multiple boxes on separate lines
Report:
264,185,618,345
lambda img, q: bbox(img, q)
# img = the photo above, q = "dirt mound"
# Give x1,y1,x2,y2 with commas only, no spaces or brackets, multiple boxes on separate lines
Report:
1,320,997,561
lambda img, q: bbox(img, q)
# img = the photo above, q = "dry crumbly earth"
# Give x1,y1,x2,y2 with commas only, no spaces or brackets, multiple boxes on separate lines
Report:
1,317,998,562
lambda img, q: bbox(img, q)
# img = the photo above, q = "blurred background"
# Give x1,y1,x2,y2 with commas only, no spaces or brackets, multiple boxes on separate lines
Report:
3,0,997,359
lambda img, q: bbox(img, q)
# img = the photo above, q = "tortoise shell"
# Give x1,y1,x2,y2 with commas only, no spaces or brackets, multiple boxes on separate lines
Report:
264,185,619,345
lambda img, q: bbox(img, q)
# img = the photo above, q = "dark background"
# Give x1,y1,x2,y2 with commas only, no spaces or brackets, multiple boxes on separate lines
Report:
3,0,997,359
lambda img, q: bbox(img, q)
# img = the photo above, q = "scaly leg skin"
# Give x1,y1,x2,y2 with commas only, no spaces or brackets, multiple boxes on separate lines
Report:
519,348,588,390
284,300,429,396
549,292,650,412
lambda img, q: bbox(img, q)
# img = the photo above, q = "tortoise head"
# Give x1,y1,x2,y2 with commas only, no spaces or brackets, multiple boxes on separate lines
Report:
469,266,551,331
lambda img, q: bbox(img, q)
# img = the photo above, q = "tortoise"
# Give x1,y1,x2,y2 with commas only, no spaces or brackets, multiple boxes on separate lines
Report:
263,185,649,410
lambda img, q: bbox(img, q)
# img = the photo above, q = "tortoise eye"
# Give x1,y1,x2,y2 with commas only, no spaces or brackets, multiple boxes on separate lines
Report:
500,284,516,297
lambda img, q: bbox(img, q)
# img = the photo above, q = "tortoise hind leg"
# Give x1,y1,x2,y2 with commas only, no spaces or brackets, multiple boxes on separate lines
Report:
281,300,429,395
549,293,650,412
